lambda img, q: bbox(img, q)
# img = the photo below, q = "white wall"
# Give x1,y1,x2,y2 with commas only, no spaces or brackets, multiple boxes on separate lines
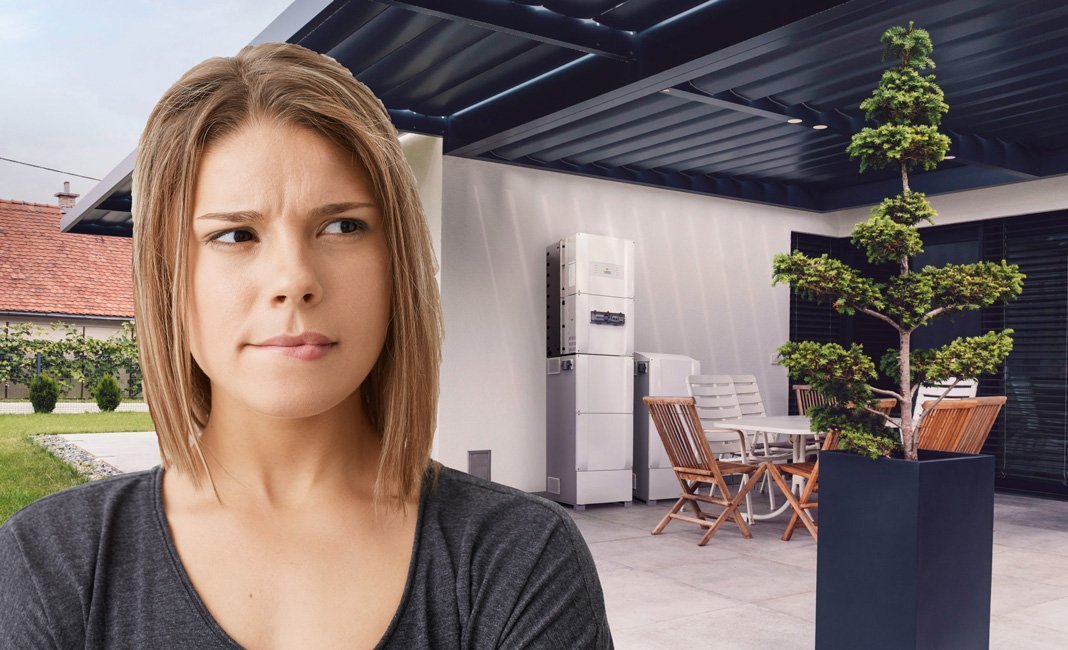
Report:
827,174,1068,236
400,133,443,274
438,157,837,492
399,133,444,459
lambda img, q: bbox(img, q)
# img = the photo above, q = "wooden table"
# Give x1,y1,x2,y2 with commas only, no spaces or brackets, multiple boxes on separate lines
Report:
720,415,817,521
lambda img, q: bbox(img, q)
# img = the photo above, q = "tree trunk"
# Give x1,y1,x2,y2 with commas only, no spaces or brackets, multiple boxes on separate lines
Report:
899,329,916,460
898,162,916,459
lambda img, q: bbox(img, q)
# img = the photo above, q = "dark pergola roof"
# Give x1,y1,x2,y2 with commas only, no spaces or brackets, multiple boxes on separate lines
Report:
63,0,1068,236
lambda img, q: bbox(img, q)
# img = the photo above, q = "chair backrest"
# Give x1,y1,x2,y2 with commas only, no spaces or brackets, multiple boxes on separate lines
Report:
874,398,897,416
916,398,978,452
686,375,743,454
913,377,979,421
806,427,842,487
730,375,766,417
793,384,831,415
643,396,726,481
958,396,1006,454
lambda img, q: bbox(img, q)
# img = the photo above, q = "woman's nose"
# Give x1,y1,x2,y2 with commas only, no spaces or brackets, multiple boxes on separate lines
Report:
267,235,323,306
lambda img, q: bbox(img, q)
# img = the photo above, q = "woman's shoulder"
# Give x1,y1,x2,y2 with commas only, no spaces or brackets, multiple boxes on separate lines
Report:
1,466,159,578
426,464,578,531
2,466,157,541
406,464,613,648
0,467,160,648
419,463,593,566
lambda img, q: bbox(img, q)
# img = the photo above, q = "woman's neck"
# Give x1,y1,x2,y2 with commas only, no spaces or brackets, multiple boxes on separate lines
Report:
185,387,383,512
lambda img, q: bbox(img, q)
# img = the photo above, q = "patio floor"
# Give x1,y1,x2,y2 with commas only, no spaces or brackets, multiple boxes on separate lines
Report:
570,491,1068,649
40,432,1068,648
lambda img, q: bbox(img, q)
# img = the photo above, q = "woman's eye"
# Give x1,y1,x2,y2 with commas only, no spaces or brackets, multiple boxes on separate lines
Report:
322,219,369,235
209,229,254,245
207,219,367,246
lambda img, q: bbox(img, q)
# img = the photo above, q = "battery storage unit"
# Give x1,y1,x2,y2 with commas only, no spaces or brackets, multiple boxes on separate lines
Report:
633,352,701,503
546,233,635,509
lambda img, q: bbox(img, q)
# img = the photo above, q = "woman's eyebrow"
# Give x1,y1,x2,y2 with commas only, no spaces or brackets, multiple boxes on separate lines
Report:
195,202,376,223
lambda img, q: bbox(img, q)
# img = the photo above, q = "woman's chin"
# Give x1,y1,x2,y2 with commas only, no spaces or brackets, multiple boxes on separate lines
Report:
240,390,350,420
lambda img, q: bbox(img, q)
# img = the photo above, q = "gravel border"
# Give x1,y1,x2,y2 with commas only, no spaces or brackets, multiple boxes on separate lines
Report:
31,434,124,482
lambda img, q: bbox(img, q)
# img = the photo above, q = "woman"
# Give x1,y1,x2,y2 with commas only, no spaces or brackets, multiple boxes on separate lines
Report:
0,42,613,649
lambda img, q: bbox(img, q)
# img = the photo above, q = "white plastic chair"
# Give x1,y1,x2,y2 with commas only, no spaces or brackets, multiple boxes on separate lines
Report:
686,375,756,520
731,375,792,508
686,375,747,458
913,377,978,422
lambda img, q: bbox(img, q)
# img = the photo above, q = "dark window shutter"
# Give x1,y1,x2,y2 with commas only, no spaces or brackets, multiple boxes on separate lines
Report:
982,213,1068,497
787,233,846,414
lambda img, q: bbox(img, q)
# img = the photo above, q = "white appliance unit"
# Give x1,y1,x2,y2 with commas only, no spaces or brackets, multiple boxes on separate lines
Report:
633,352,701,503
546,233,635,509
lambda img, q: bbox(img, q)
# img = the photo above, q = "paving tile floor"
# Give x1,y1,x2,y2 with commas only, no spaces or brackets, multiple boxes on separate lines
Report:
569,491,1068,649
50,432,1068,648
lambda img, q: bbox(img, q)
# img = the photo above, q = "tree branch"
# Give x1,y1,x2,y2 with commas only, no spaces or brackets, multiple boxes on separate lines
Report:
859,308,903,332
911,306,949,332
869,386,905,401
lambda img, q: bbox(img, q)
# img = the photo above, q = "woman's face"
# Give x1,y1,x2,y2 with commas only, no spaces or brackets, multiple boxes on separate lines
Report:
186,118,391,419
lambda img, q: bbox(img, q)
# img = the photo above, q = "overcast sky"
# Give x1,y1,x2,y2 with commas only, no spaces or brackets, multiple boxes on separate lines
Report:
0,0,295,206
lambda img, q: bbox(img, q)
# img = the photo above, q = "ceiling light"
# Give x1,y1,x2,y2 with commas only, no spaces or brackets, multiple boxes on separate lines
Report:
812,124,828,130
944,155,956,160
787,118,803,124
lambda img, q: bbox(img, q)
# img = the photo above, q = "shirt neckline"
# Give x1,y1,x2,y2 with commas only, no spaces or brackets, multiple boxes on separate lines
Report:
150,463,429,648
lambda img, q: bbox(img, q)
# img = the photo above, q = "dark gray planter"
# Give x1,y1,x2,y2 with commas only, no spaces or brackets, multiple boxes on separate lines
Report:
815,449,995,649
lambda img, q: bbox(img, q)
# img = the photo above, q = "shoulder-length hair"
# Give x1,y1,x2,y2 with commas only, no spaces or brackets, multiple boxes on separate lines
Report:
131,41,443,509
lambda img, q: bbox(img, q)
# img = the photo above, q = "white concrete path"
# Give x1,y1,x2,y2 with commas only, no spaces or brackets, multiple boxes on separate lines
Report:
56,431,161,472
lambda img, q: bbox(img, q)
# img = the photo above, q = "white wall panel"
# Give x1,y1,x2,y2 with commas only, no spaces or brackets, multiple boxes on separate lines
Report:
437,157,837,491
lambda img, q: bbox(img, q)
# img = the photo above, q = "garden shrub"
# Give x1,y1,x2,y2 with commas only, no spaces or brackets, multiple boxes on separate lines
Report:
94,374,123,412
29,373,60,414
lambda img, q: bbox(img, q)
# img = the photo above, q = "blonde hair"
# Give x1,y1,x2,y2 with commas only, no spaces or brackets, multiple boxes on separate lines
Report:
131,42,443,509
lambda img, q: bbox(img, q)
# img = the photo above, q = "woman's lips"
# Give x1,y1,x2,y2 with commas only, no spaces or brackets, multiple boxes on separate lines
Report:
251,342,335,361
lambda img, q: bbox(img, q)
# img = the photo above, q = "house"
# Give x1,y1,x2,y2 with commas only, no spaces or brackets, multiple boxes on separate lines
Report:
0,186,134,399
57,0,1068,498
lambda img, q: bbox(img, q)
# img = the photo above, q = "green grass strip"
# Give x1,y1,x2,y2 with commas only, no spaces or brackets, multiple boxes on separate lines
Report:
0,412,156,524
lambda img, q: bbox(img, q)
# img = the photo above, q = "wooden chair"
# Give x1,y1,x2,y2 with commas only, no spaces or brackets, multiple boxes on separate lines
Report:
764,428,842,541
793,384,832,415
643,396,769,545
915,399,978,452
958,396,1006,454
918,396,1005,454
874,398,897,417
793,384,834,457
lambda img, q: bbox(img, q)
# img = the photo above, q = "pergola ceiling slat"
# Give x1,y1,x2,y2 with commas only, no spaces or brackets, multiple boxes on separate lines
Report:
64,0,1068,234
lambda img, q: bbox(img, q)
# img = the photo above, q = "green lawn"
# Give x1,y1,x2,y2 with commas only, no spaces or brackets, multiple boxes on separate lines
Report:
0,412,156,525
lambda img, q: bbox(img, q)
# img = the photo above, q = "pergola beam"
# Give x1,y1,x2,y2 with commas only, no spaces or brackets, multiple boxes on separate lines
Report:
446,0,856,157
377,0,636,61
485,153,820,210
667,86,1041,180
388,109,446,136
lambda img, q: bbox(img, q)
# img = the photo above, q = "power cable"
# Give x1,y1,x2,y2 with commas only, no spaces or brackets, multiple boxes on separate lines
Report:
0,156,101,181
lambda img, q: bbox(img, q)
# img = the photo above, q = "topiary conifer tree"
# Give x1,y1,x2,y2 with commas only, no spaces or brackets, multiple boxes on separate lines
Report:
771,22,1025,461
94,374,123,412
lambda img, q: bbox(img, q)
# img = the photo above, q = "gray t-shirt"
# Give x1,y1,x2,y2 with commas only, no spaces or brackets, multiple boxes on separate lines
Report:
0,463,613,649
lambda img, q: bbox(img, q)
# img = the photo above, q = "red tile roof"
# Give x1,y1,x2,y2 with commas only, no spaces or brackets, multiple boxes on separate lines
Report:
0,199,133,318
